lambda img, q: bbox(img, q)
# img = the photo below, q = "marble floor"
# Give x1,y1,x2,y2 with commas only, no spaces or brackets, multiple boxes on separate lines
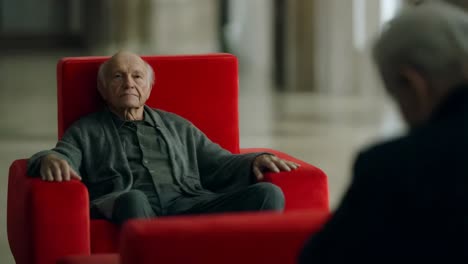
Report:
0,50,404,263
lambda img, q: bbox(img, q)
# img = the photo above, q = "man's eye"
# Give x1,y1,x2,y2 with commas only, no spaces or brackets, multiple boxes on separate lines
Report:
114,74,122,78
134,75,142,79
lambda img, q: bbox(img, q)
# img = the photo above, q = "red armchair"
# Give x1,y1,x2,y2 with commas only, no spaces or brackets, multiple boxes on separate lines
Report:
7,53,329,264
58,210,329,264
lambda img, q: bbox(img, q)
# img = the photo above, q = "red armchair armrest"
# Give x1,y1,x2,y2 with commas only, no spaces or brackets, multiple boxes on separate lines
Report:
57,254,119,264
7,159,91,264
241,148,329,212
120,210,330,264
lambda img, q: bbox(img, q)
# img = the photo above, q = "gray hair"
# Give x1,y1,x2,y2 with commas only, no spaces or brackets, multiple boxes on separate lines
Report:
410,0,468,10
373,1,468,88
97,59,155,89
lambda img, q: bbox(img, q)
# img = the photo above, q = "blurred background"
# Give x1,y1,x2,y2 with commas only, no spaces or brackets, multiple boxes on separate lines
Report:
0,0,409,262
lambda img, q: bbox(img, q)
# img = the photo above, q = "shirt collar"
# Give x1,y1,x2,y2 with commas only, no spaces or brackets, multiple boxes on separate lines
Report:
109,107,156,128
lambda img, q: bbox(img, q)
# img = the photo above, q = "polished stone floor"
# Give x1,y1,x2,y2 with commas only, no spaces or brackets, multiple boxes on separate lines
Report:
0,50,404,263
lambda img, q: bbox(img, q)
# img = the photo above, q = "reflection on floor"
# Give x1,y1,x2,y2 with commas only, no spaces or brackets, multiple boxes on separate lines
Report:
0,50,404,263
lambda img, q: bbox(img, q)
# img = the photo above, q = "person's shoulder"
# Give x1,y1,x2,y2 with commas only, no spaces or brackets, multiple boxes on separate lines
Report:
65,110,109,132
353,122,460,181
357,121,453,163
152,108,183,119
351,134,419,185
358,136,408,161
148,108,194,126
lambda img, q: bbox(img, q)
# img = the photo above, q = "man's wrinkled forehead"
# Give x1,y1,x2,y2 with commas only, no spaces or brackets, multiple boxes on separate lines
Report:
106,52,146,73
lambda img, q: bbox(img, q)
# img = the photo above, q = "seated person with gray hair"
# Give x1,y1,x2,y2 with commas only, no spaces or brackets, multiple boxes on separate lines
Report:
300,1,468,262
27,51,299,224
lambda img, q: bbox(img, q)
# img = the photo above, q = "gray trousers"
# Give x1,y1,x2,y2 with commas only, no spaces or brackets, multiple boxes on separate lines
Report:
104,182,285,225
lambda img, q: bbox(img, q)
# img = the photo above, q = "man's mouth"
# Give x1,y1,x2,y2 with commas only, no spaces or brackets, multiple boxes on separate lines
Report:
121,94,138,98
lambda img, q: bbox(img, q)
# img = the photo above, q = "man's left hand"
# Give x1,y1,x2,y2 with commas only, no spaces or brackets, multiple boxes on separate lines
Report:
252,154,300,181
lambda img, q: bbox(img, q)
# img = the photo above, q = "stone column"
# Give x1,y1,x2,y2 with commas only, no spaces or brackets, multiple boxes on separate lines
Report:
222,0,274,146
143,0,219,55
311,0,402,95
224,0,273,77
284,0,316,92
83,0,219,55
313,0,356,94
354,0,384,96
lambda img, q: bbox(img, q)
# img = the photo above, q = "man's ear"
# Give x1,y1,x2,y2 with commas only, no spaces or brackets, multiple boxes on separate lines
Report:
397,66,435,126
97,60,109,101
147,65,155,90
147,77,153,91
400,66,431,106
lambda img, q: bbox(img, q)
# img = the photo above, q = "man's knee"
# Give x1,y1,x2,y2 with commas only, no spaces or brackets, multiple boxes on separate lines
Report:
115,190,148,207
250,182,285,211
112,190,155,224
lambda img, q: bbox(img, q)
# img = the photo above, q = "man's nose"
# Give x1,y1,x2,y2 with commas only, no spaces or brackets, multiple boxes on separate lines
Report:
124,75,135,88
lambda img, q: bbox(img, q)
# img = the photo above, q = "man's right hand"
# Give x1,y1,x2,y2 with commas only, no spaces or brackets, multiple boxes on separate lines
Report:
39,154,82,182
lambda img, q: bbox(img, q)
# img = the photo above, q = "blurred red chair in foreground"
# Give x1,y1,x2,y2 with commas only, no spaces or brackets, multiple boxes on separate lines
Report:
58,210,330,264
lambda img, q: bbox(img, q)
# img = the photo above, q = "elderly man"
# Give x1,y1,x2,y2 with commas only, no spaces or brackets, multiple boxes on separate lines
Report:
299,2,468,262
27,51,298,224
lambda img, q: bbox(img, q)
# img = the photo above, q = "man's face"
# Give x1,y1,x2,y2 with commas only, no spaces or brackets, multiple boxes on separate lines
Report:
100,53,152,110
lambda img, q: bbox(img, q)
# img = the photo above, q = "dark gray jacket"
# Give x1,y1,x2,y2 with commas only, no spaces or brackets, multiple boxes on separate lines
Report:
27,106,259,218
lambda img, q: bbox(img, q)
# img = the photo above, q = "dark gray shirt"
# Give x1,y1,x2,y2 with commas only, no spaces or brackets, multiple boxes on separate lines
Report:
112,110,191,214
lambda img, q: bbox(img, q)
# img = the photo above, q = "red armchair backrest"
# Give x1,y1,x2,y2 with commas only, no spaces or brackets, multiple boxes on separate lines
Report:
57,53,240,153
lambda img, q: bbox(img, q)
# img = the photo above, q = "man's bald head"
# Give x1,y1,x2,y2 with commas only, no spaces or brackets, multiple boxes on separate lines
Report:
97,51,155,119
98,51,154,90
